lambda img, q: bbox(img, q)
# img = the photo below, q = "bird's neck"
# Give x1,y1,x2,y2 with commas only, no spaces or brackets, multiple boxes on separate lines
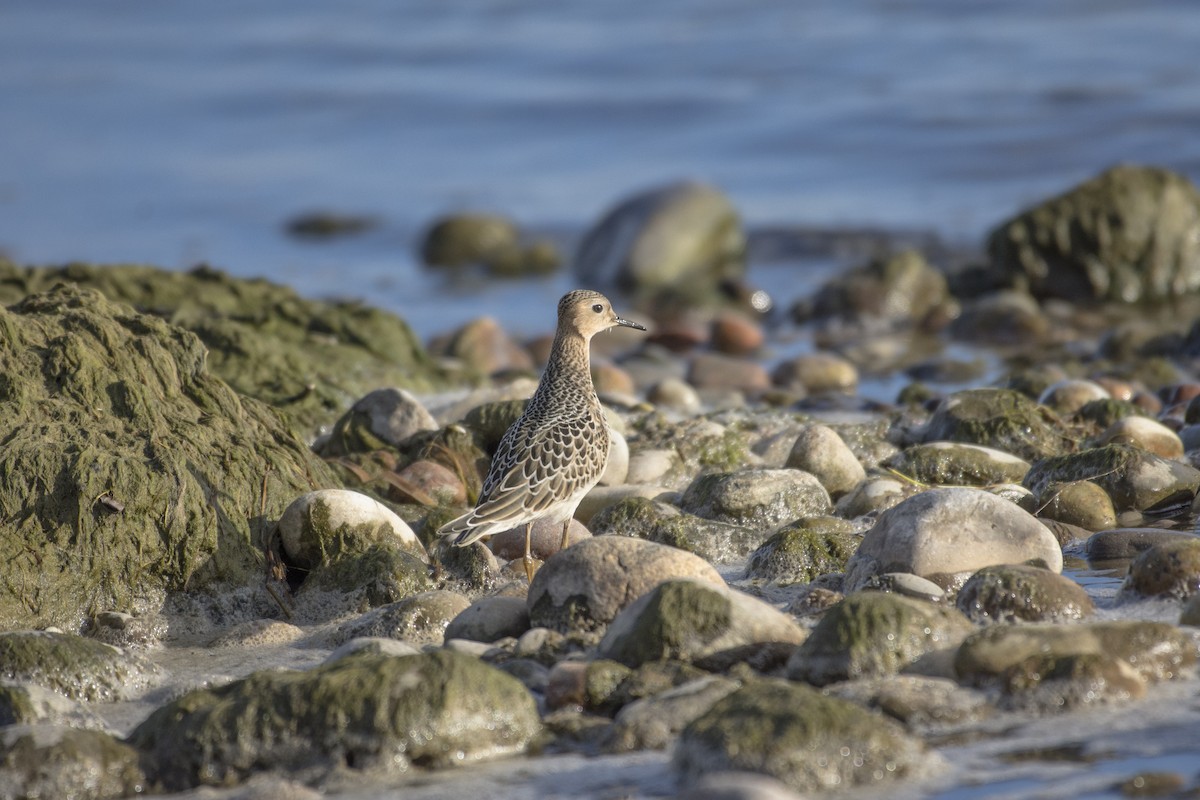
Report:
539,330,595,394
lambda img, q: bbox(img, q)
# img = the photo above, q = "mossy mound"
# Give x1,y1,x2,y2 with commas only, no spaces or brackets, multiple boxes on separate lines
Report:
0,285,342,631
987,165,1200,303
0,260,451,433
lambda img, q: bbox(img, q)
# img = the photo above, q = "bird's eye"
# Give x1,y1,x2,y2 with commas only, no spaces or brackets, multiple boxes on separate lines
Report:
592,303,603,313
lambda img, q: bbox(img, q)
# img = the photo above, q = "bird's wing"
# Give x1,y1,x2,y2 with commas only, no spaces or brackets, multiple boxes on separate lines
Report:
467,411,606,526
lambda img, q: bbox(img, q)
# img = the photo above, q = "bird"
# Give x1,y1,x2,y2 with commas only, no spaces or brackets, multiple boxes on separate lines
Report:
439,289,646,581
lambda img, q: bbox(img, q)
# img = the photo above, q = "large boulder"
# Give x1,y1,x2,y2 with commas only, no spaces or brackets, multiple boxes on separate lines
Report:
987,165,1200,303
574,181,745,300
129,650,541,790
0,286,344,631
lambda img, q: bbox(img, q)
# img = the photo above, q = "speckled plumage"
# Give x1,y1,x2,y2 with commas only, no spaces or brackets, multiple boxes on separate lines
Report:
439,290,645,576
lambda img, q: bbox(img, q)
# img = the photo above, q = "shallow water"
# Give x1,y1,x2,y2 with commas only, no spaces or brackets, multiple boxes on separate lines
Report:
2,0,1200,341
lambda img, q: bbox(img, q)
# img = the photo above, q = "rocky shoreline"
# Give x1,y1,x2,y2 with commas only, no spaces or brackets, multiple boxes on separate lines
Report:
3,164,1200,798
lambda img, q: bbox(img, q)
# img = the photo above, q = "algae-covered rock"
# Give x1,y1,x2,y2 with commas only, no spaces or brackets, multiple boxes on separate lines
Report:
0,285,344,631
596,579,806,668
785,593,973,686
883,442,1031,487
987,165,1200,303
0,725,145,800
675,679,931,793
1118,537,1200,601
827,675,993,731
0,261,447,433
955,621,1197,686
419,213,520,267
954,621,1197,709
277,489,426,570
130,649,541,790
588,496,761,565
1023,444,1200,513
742,517,858,583
527,537,724,634
294,544,431,614
680,469,831,530
955,564,1094,624
0,631,159,702
916,389,1070,462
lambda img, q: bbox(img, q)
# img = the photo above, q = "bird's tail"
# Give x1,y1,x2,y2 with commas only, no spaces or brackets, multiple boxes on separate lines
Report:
438,512,489,547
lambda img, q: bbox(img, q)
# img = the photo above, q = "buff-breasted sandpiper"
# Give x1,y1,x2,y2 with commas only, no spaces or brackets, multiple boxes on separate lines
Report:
439,289,646,580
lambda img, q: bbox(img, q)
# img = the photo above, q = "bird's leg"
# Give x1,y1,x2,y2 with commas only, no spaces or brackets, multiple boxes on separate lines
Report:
523,522,535,583
559,519,570,553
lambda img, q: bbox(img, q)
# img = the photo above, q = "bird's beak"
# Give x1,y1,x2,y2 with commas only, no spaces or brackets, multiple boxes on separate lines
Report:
614,316,647,331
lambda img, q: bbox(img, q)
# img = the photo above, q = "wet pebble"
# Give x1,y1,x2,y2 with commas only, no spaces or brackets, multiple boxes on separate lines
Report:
607,675,741,753
1083,528,1197,563
1118,537,1200,600
444,596,531,643
687,352,771,393
1038,378,1111,415
770,352,858,394
1096,415,1185,459
783,424,865,498
331,589,471,647
1034,479,1117,531
648,377,703,414
955,564,1095,623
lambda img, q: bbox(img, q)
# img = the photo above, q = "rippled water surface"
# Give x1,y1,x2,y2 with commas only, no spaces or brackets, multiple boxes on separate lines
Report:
2,0,1200,339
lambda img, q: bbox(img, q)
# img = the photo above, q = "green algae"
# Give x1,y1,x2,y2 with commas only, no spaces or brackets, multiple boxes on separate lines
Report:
599,581,734,668
0,260,452,434
0,285,343,630
743,517,858,583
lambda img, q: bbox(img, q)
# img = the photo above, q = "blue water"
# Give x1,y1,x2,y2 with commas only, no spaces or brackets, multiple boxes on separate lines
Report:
2,0,1200,340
